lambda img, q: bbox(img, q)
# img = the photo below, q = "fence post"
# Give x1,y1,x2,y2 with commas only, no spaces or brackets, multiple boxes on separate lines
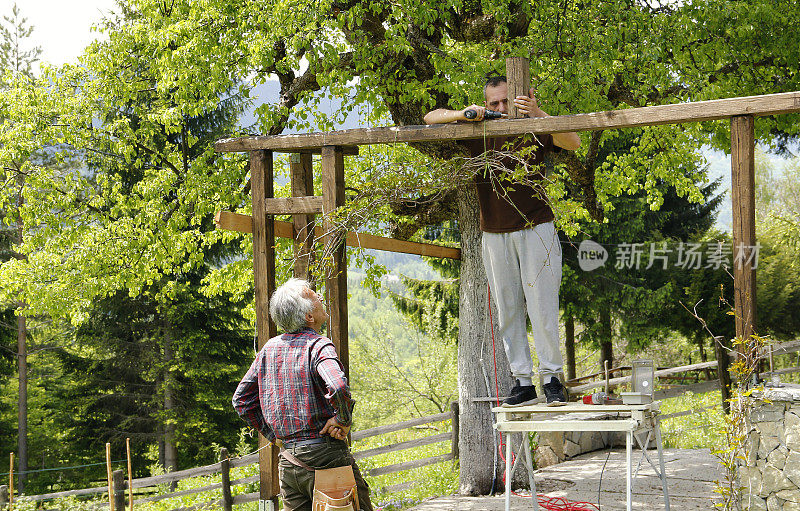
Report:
220,448,233,511
715,336,733,414
113,470,125,511
0,485,8,509
450,401,459,460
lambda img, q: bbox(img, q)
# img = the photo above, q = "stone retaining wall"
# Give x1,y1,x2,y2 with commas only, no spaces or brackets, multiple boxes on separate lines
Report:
740,384,800,511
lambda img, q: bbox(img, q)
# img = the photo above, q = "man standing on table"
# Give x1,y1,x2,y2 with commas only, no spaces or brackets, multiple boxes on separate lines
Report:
424,75,581,406
233,278,372,510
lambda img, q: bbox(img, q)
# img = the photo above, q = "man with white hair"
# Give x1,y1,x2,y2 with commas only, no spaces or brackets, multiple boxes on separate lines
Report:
233,278,372,511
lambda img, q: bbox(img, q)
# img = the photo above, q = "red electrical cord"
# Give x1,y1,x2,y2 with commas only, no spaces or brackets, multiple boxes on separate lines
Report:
488,285,600,511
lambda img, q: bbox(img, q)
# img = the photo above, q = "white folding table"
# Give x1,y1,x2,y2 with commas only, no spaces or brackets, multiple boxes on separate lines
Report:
492,402,670,511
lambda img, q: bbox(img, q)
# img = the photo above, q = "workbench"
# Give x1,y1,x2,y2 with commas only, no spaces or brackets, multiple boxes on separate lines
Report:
492,402,670,511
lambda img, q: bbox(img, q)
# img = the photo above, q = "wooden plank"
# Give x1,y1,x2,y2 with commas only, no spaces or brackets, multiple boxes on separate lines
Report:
762,366,800,377
322,145,349,377
364,453,454,477
352,433,452,460
731,115,757,343
653,380,721,400
291,152,315,281
250,149,279,505
215,211,461,260
230,475,260,486
382,480,418,493
231,491,260,505
133,481,222,505
263,196,323,214
169,499,223,511
659,404,719,421
28,471,259,506
351,412,452,441
229,452,259,469
496,420,638,433
760,341,800,358
26,485,108,501
214,91,800,152
341,230,460,259
568,360,720,394
506,57,530,120
132,463,221,488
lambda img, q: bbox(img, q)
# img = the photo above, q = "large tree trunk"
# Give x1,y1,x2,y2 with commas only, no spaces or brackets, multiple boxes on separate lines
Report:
565,314,576,381
17,311,27,494
457,183,517,495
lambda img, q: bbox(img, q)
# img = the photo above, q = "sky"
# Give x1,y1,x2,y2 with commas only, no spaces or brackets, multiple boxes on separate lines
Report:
0,0,117,67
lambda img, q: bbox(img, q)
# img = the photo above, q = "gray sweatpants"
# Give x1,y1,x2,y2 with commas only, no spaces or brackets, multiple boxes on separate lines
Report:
482,222,563,382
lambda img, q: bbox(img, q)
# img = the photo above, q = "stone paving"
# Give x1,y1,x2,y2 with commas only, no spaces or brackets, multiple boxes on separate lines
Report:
408,448,721,510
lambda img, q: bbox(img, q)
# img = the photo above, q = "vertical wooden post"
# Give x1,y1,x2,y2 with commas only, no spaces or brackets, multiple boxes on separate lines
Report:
506,57,530,119
112,470,125,511
321,145,349,377
565,314,576,381
250,150,280,509
714,336,732,414
291,151,315,282
730,115,757,344
450,401,459,460
105,443,114,511
220,448,233,511
126,438,133,511
7,453,12,511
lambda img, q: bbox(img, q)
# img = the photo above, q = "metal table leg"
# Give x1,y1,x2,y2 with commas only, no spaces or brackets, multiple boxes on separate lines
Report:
626,430,633,511
521,433,539,511
655,421,670,511
506,433,512,511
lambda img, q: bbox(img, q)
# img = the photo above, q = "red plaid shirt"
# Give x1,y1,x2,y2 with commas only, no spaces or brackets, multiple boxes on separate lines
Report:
232,327,354,443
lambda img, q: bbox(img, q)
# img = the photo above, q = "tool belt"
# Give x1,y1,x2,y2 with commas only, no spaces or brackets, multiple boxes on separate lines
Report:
280,449,359,511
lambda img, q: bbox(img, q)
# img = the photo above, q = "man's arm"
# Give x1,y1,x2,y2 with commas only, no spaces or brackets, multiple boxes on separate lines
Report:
314,343,355,427
424,105,487,124
514,88,581,151
232,361,277,443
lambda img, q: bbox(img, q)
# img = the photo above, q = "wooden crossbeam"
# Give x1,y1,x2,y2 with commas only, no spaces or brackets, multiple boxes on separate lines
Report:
215,91,800,152
214,211,461,260
263,196,323,214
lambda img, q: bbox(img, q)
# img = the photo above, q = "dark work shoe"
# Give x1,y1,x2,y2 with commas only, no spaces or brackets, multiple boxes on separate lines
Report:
502,380,538,407
544,378,568,406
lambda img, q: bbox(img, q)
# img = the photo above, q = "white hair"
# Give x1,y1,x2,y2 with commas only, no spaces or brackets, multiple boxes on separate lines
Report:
269,278,315,333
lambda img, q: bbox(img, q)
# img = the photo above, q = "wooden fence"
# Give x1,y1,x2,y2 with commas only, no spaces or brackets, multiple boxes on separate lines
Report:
5,344,799,511
2,404,459,511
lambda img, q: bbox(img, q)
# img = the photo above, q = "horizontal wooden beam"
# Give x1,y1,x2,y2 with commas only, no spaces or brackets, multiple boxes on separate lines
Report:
263,196,323,214
351,411,452,441
352,432,451,460
364,452,454,477
215,91,800,152
214,211,461,260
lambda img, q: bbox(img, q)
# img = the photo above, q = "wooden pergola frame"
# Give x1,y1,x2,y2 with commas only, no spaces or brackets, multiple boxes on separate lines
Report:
215,68,800,506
